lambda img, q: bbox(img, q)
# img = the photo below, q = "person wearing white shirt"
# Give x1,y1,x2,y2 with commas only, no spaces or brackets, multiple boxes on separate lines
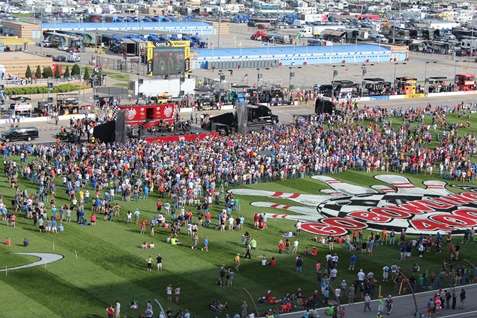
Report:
357,269,366,282
292,240,299,254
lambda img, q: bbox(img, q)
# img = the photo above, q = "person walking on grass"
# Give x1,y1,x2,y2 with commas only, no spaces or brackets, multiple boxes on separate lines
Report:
114,301,120,318
146,256,153,272
175,285,181,304
156,254,162,271
106,304,114,318
235,253,241,271
166,284,172,302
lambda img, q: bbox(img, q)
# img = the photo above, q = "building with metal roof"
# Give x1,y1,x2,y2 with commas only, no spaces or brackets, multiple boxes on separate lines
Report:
40,21,215,35
192,44,408,69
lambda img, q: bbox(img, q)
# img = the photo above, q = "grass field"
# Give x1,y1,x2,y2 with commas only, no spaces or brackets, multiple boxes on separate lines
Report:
1,111,477,317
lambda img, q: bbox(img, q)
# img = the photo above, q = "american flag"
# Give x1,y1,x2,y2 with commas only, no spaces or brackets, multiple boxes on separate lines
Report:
241,74,248,82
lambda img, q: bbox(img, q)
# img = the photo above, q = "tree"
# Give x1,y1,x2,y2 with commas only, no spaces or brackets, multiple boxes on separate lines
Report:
42,66,53,79
35,65,42,79
25,65,32,79
54,66,61,79
64,66,70,78
71,64,80,76
83,67,91,81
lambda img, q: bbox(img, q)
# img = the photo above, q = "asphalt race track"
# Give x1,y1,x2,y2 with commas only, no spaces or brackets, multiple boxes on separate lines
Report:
282,283,477,318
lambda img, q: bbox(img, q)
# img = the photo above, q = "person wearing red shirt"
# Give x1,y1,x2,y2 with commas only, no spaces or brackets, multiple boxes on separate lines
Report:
140,219,147,234
205,212,211,227
106,305,114,318
90,213,96,226
278,240,284,254
269,257,276,266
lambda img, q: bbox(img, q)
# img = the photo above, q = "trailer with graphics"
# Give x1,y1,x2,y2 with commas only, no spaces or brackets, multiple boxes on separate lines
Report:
117,104,176,136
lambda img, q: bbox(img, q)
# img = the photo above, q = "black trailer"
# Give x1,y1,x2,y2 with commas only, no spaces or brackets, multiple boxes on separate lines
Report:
315,98,336,115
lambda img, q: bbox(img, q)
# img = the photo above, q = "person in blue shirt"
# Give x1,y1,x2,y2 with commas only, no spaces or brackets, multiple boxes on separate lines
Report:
400,243,407,261
51,205,57,220
143,185,149,200
51,219,58,234
350,254,357,270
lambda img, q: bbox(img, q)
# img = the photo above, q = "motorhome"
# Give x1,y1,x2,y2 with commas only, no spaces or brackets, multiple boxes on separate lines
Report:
299,24,342,38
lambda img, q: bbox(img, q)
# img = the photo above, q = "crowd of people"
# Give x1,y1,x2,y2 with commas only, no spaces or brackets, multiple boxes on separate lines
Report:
3,102,477,205
3,100,477,317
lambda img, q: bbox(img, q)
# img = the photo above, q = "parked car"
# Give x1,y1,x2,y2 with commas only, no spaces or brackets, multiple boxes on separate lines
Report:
54,55,67,62
247,21,257,27
58,45,69,51
276,22,288,29
67,55,81,62
455,49,467,56
37,41,51,47
257,24,267,29
466,49,477,56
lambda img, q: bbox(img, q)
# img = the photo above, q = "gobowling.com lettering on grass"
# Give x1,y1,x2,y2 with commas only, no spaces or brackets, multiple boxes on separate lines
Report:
232,175,477,235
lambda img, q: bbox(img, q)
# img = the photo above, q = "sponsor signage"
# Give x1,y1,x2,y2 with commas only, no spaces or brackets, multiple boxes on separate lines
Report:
404,94,425,99
233,175,477,235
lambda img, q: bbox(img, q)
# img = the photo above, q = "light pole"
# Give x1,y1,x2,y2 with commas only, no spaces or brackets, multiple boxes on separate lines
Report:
332,65,345,98
377,38,381,62
256,68,262,88
289,66,294,90
47,78,53,117
217,2,222,48
454,60,460,78
424,61,437,93
218,71,225,106
360,63,374,96
393,62,406,90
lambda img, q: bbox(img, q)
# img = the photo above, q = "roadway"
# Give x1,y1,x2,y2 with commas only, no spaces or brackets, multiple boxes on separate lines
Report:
4,92,476,145
281,283,477,318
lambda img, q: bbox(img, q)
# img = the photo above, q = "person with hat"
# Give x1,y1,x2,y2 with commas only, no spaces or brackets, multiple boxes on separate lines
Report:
266,309,274,318
296,288,303,308
385,295,393,315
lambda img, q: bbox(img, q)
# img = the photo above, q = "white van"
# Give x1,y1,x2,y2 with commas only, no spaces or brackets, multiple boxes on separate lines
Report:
370,33,389,43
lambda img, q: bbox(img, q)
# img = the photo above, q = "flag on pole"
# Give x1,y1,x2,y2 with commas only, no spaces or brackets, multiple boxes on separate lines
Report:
342,67,348,74
296,33,301,40
233,36,236,40
241,74,248,82
237,42,242,47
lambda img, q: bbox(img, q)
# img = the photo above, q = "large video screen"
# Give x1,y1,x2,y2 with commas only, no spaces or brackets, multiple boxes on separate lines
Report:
152,47,185,76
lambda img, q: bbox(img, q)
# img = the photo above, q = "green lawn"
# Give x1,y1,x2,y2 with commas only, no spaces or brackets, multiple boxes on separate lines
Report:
101,71,131,82
1,109,477,317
